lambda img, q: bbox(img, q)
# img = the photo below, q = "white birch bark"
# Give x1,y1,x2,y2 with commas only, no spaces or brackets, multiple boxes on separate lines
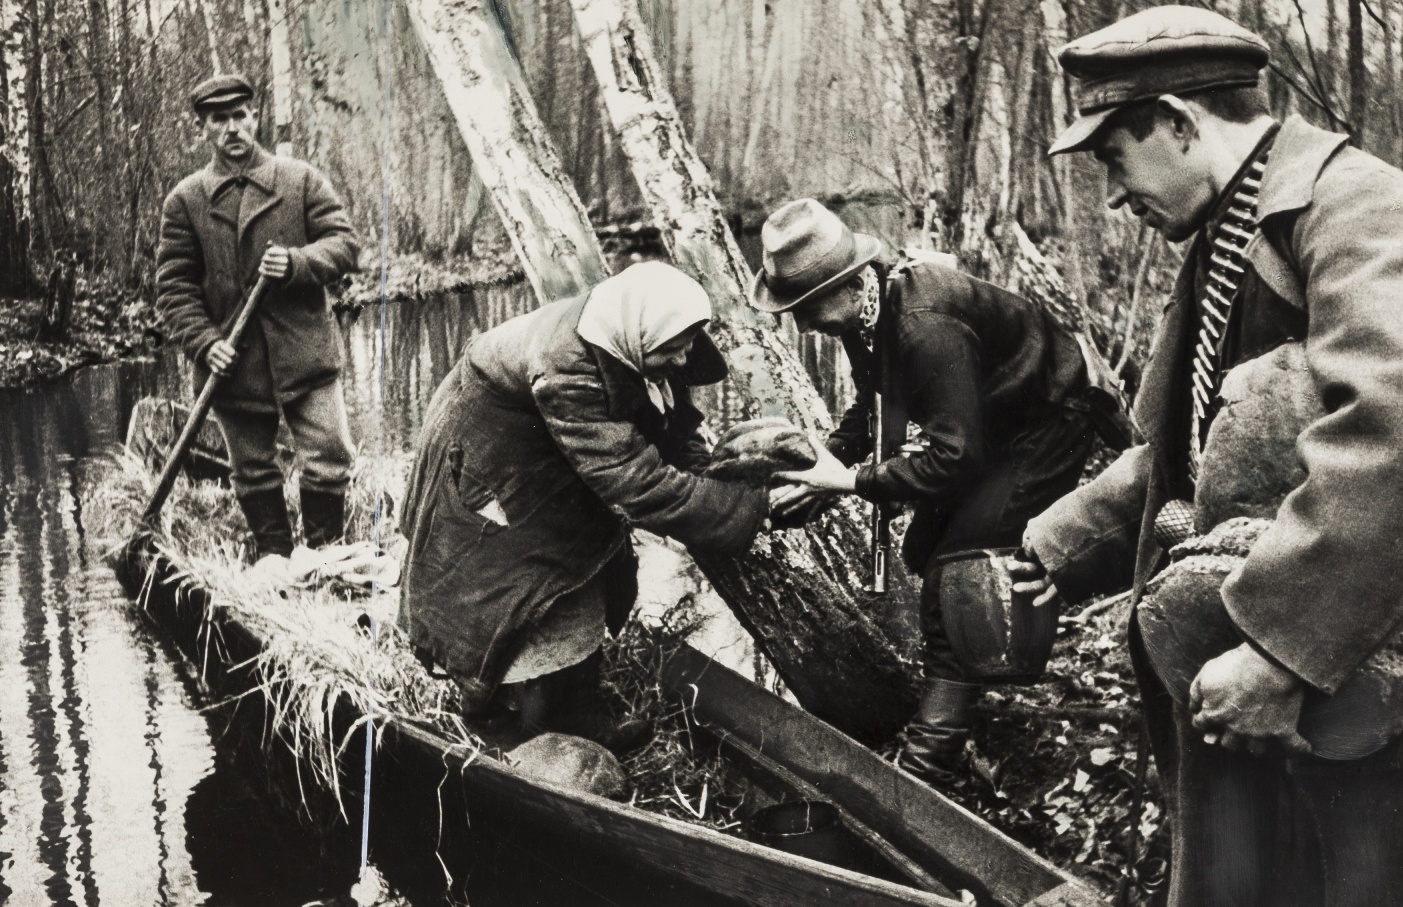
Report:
191,0,221,73
1,0,29,220
267,0,293,155
401,0,608,303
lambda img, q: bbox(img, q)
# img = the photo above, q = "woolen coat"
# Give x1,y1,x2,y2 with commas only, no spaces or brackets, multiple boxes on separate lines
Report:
157,145,360,412
1027,115,1403,698
398,295,768,710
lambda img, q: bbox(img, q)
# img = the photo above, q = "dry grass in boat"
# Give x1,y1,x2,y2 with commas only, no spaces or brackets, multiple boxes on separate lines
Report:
603,590,748,833
87,448,476,812
88,450,751,831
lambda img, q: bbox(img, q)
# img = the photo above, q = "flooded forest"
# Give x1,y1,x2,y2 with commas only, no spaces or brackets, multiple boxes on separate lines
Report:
0,0,1399,905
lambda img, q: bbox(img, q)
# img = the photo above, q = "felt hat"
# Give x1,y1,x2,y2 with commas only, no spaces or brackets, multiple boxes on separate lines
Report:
190,74,255,113
749,199,883,314
1048,6,1270,156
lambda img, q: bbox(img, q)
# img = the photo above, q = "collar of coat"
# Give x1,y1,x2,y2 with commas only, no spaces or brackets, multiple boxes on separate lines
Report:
1133,115,1349,453
204,144,277,198
200,144,284,235
1255,115,1350,222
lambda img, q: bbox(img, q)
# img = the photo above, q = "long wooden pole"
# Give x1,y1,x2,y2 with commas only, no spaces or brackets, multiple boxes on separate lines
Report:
566,0,921,740
139,276,271,525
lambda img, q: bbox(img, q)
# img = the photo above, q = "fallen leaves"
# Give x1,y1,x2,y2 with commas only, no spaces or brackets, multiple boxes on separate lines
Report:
934,592,1168,901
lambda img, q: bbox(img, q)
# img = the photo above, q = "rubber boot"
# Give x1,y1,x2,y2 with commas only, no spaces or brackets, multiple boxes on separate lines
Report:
518,652,652,755
236,488,294,561
895,677,980,787
300,487,347,549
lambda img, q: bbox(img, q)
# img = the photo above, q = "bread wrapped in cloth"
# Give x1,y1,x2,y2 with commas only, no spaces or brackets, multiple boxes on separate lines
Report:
704,417,817,483
1138,344,1403,759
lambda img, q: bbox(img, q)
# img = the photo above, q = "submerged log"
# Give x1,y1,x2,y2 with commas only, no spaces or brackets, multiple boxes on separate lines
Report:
125,397,232,483
567,0,921,740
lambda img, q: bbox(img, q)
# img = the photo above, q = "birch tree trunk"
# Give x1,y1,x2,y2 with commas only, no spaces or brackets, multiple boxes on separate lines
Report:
568,0,922,741
267,0,294,155
0,0,27,288
401,0,608,303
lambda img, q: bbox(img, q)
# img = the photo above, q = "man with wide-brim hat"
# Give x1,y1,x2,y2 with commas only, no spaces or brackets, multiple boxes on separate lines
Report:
158,73,361,573
757,198,1114,787
1011,5,1403,902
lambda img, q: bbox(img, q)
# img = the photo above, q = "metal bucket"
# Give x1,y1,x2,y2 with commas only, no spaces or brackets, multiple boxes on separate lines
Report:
746,800,864,870
936,547,1058,684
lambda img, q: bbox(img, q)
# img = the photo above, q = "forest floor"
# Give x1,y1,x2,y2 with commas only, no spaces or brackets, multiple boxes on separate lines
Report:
936,598,1169,903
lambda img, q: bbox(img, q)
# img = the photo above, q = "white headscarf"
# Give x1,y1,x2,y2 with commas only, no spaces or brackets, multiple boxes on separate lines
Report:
577,261,713,413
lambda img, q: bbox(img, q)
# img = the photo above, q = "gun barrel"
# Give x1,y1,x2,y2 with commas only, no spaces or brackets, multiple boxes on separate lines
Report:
868,387,892,595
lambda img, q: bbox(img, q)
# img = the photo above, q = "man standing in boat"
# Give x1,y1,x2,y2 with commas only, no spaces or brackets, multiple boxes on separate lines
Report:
757,199,1120,787
157,74,360,568
1013,7,1403,902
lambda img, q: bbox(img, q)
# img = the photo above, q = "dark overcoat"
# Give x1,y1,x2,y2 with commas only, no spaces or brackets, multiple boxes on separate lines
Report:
828,260,1088,568
1028,115,1403,699
398,295,768,709
156,145,360,412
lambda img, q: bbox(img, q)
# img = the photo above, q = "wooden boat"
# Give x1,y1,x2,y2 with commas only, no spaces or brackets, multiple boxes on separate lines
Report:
660,646,1101,907
114,536,1099,907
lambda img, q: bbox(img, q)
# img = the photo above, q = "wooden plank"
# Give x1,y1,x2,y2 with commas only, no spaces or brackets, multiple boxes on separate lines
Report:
715,728,956,897
661,645,1104,907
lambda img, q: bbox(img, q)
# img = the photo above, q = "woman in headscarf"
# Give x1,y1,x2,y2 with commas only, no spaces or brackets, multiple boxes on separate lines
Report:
399,261,767,749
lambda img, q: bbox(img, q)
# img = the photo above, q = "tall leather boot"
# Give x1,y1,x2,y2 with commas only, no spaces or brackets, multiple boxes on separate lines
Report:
236,489,294,561
300,487,346,549
896,677,980,787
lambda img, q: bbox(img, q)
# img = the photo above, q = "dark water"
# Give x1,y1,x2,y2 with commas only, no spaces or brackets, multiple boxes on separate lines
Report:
0,286,541,907
0,282,853,906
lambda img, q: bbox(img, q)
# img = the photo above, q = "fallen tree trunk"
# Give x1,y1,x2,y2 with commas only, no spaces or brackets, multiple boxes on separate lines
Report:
401,0,609,303
567,0,922,740
405,0,920,740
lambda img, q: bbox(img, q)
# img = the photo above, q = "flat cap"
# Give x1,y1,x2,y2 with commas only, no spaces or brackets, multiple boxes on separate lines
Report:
1049,6,1269,155
190,73,254,113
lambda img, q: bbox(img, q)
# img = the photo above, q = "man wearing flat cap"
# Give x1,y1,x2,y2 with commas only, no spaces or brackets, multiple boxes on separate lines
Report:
757,199,1121,786
158,74,360,567
1012,5,1403,902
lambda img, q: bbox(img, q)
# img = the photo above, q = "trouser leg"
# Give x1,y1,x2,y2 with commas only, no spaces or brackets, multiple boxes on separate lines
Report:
215,407,293,560
897,407,1094,786
1165,704,1282,907
281,381,355,547
921,405,1096,678
214,407,284,495
1294,736,1403,907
